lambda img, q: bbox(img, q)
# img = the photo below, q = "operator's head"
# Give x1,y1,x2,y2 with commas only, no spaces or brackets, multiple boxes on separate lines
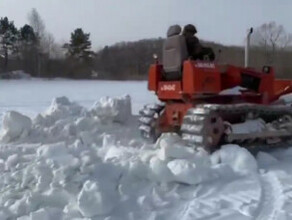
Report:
183,24,197,36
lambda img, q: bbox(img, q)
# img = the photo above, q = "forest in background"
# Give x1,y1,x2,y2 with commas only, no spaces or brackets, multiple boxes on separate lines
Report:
1,9,292,80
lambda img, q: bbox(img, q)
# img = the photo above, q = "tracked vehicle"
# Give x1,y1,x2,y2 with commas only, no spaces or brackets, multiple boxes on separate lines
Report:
139,26,292,152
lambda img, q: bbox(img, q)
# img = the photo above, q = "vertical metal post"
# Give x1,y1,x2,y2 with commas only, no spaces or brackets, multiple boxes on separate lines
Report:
245,27,253,68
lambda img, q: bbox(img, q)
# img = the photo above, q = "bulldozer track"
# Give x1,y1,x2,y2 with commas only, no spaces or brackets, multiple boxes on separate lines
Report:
181,104,292,151
139,103,164,142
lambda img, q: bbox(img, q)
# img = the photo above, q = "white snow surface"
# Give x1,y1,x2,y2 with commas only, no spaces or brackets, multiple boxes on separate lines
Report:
0,80,157,121
0,81,292,219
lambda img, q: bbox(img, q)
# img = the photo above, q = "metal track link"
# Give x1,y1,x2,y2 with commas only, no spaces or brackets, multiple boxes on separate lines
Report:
139,103,164,141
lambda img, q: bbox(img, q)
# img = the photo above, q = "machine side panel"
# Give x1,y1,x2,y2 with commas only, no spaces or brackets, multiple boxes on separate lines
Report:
183,60,221,95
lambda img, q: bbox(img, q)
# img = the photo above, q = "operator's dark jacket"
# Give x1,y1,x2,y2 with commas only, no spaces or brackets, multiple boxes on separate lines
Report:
184,33,215,61
184,33,202,59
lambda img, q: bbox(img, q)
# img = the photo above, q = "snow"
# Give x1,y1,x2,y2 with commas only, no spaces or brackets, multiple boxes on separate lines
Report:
0,70,31,80
91,95,132,123
0,80,157,120
231,119,266,134
211,144,258,175
0,111,32,143
219,86,247,95
156,133,196,160
279,93,292,104
0,80,292,219
77,180,118,217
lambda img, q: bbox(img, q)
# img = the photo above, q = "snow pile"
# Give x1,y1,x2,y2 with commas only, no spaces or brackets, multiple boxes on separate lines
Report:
0,95,136,145
0,95,277,219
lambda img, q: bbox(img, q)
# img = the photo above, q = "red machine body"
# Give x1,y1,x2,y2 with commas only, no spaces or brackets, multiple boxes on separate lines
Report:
148,60,292,133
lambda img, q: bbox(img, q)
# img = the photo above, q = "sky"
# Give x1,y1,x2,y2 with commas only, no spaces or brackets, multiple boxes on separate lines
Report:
0,0,292,49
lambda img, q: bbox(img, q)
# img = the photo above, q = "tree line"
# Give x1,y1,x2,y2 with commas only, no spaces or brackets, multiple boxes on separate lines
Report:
1,9,292,80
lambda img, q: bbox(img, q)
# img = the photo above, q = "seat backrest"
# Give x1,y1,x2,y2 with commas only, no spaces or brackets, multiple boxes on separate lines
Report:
162,25,188,74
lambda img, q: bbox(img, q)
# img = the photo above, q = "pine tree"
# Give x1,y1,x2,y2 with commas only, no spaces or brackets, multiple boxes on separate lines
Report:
64,28,94,61
17,24,39,75
0,17,18,70
20,24,36,43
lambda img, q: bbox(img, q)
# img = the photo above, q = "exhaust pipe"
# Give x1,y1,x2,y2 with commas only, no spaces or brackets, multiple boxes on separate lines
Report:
245,27,253,68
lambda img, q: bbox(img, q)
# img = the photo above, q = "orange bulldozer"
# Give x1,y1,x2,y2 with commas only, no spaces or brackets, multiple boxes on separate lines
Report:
139,25,292,152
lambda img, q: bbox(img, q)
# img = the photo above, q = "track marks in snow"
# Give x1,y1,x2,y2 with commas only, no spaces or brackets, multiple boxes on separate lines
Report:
178,177,261,220
255,172,284,220
177,172,292,220
276,175,292,219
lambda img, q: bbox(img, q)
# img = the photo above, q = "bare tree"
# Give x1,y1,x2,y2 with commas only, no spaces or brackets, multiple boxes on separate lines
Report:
251,21,292,63
28,8,45,39
42,32,54,55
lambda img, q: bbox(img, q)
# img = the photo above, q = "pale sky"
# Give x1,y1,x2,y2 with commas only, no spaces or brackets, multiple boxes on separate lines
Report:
0,0,291,49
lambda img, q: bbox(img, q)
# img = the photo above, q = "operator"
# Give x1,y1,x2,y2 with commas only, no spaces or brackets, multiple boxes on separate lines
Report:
183,24,215,61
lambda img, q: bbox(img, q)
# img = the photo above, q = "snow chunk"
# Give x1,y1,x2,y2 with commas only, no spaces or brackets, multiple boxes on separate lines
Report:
9,196,27,217
156,133,196,161
6,154,19,170
104,146,134,162
37,142,76,167
279,93,292,104
0,111,32,143
167,159,212,185
219,86,247,95
75,117,97,132
149,157,174,182
211,144,258,174
151,133,212,184
43,96,84,125
77,180,118,217
231,119,266,134
29,208,63,220
91,95,132,123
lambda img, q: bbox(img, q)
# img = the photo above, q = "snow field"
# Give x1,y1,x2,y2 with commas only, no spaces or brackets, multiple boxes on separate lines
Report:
0,94,291,219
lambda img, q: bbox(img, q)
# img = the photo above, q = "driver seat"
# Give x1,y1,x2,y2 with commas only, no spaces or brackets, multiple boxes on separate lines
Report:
162,25,188,80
